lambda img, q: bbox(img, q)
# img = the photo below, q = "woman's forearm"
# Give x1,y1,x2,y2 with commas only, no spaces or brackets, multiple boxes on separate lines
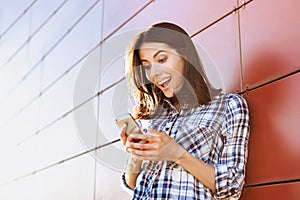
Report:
176,151,216,192
124,156,143,189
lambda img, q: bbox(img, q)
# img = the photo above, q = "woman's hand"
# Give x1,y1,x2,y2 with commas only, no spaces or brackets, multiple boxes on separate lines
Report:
119,123,143,186
119,123,128,146
119,123,144,147
126,129,186,162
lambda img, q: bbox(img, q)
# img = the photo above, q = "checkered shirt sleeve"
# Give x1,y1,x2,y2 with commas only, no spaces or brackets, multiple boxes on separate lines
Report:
214,94,250,199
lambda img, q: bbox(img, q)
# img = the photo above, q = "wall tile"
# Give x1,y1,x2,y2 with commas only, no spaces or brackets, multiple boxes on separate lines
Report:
194,13,241,93
240,0,300,89
241,182,300,200
243,73,300,185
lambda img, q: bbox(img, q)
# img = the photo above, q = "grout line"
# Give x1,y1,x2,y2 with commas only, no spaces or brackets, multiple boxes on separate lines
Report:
0,0,38,40
237,0,244,93
0,138,121,187
93,0,105,199
16,76,125,146
0,0,154,128
244,178,300,188
0,0,69,72
238,69,300,95
190,0,254,38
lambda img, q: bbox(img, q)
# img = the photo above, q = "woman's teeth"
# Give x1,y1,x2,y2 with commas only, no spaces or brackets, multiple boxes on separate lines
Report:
159,78,171,88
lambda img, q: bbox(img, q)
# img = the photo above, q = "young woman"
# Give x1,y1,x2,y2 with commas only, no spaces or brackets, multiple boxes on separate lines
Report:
119,22,250,199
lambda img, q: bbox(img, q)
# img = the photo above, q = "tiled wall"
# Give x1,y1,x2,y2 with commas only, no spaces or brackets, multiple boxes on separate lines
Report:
239,0,300,199
0,0,299,199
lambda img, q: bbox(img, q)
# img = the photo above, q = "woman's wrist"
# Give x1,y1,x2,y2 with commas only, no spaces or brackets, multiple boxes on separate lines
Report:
174,149,189,165
124,155,142,189
124,155,143,174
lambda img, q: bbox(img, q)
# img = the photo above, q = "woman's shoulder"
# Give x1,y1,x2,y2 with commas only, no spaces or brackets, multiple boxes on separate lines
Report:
213,93,248,108
213,94,249,123
207,93,249,120
225,93,248,110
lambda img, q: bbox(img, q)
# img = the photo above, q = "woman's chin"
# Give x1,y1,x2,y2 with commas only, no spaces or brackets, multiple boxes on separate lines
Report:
163,90,174,98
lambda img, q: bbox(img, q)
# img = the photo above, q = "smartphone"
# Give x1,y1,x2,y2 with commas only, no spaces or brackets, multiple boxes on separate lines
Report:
114,113,139,136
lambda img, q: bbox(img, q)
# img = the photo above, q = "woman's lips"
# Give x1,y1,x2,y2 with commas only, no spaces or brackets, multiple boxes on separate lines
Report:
158,77,171,88
157,78,171,90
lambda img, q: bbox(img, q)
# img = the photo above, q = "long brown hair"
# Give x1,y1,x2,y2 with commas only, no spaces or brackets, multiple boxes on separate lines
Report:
126,22,220,119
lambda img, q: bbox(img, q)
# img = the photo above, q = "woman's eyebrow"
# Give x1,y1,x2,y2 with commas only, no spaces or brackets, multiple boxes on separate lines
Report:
140,50,167,62
153,50,166,58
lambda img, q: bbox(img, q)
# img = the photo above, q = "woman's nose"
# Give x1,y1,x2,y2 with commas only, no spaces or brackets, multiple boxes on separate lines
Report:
149,63,161,78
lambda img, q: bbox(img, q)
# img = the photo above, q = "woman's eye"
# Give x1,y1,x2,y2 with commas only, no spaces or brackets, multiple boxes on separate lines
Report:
158,57,167,63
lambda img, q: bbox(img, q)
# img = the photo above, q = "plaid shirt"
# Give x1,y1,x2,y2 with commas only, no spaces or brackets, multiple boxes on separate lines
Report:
122,94,250,200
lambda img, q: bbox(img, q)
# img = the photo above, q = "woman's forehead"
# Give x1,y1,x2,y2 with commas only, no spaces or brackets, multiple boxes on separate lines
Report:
139,42,178,58
139,42,172,51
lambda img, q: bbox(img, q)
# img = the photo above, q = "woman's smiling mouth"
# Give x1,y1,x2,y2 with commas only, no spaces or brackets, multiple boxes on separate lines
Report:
158,77,171,88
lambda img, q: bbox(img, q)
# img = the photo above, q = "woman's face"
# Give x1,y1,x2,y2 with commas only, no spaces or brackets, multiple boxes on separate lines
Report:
139,42,185,98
